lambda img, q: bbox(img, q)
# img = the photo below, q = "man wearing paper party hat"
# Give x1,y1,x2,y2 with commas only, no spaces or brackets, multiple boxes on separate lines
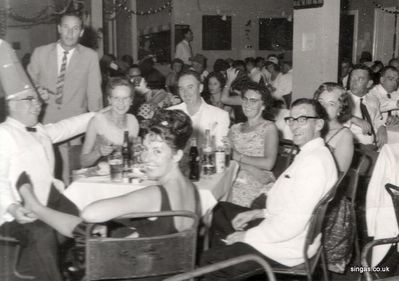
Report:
0,38,97,280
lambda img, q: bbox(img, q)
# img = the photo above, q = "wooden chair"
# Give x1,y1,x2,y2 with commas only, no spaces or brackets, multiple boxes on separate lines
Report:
360,184,399,281
272,139,299,178
68,144,83,180
0,236,35,280
85,211,198,281
270,172,345,281
341,151,373,260
163,254,277,281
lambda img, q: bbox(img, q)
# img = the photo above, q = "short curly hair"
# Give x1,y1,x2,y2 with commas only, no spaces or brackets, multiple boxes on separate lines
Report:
105,77,134,98
313,82,352,124
240,81,274,121
146,109,193,151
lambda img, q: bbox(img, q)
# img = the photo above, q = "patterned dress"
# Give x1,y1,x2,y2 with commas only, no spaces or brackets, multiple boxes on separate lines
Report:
229,120,276,207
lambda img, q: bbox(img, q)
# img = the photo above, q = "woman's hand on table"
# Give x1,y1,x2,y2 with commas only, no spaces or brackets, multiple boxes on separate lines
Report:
232,209,264,231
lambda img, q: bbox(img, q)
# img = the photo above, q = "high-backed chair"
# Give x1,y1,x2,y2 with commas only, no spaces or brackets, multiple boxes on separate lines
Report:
85,211,198,281
360,184,399,281
342,151,373,260
272,139,299,178
270,172,345,281
164,254,276,281
0,236,35,280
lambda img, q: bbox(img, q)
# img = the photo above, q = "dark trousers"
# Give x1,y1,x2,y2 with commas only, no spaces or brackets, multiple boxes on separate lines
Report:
200,202,287,281
0,184,79,281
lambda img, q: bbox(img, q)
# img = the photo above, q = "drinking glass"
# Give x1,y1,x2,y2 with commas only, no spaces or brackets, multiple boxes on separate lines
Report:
108,147,123,181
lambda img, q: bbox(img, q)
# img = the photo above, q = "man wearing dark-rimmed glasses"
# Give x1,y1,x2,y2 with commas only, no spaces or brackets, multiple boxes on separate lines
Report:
200,98,338,281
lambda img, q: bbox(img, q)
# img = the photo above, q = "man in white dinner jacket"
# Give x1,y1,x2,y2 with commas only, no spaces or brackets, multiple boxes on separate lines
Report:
0,39,100,281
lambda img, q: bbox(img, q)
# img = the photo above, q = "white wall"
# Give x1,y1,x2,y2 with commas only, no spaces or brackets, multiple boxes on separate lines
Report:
173,0,293,68
292,1,340,99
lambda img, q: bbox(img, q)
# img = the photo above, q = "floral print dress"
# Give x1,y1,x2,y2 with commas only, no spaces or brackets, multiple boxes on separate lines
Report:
229,120,276,207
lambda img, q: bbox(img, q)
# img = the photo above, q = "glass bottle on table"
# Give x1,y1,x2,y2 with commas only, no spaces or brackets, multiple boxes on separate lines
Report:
202,129,215,176
189,138,200,181
122,131,131,180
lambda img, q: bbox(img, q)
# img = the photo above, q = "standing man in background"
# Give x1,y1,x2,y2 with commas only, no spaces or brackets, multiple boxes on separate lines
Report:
175,28,194,67
28,10,102,184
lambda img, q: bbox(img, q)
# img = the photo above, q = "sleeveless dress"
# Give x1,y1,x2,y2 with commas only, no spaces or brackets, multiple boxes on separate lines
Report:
228,120,276,207
93,113,139,147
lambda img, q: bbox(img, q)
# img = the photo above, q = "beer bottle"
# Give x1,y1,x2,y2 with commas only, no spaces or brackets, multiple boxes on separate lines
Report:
122,131,130,170
189,138,200,181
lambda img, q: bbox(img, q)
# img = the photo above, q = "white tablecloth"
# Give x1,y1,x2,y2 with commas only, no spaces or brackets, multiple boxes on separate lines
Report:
366,143,399,266
64,161,239,216
388,126,399,144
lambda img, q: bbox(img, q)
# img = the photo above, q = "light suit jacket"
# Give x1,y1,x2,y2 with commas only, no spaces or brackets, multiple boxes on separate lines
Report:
28,43,102,123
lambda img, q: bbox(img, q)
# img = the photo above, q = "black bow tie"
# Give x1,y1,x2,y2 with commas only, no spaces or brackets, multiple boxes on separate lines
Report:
26,127,37,132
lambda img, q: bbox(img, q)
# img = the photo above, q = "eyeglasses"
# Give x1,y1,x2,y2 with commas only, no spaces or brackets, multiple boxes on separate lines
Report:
284,115,319,125
241,97,262,106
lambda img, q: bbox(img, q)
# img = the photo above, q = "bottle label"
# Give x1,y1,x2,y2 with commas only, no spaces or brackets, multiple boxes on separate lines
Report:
215,151,225,173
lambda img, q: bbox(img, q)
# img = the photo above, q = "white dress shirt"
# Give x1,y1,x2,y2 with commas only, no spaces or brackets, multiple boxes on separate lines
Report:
0,113,94,226
243,138,338,266
56,43,75,75
347,91,384,145
175,39,192,65
369,84,399,123
271,71,292,104
366,143,399,266
248,67,263,84
168,98,230,146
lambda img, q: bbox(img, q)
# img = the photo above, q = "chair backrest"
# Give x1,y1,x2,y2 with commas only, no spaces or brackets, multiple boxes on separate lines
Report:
85,211,198,281
304,172,345,259
343,151,372,204
272,139,299,178
164,254,276,281
0,236,35,280
68,144,83,173
385,184,399,227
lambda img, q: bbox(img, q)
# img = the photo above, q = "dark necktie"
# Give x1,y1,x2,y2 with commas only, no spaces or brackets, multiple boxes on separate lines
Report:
55,50,69,104
360,98,376,142
387,93,392,117
26,127,37,132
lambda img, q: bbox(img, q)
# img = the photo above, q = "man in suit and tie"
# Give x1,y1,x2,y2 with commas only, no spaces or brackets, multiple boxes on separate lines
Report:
347,64,387,149
27,10,102,184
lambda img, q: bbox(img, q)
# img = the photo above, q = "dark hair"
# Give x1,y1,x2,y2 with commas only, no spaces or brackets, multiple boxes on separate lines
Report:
147,109,193,151
350,64,372,81
105,77,134,98
241,81,274,121
245,57,256,67
58,11,83,28
171,58,184,70
183,28,193,37
178,70,201,83
255,57,265,65
265,62,281,72
206,72,226,90
121,55,134,67
380,65,399,77
213,59,230,73
313,82,352,124
359,51,372,62
291,98,329,137
232,60,245,69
